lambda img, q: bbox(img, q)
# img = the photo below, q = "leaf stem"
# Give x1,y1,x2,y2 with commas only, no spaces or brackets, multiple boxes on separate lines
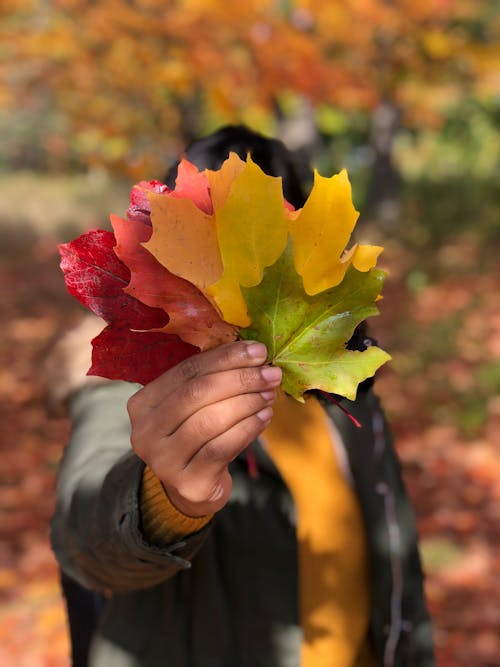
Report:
246,443,259,479
318,390,363,428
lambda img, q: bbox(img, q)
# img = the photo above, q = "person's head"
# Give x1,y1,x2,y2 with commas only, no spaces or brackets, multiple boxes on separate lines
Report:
165,125,310,210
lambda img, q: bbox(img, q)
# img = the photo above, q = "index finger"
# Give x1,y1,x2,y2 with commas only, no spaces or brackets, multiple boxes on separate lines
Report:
138,340,268,407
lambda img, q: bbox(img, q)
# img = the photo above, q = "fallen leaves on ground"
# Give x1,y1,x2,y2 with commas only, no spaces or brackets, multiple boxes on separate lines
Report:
0,236,76,666
373,237,500,667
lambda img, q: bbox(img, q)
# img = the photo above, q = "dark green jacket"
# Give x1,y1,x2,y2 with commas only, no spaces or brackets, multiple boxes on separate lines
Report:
51,382,435,667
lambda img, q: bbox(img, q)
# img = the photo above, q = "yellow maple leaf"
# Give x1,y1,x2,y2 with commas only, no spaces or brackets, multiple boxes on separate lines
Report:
207,151,247,211
289,169,363,295
144,194,223,292
343,243,384,272
208,155,289,326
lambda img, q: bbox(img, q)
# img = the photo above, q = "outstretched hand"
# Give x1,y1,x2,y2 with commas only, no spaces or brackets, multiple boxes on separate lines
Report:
127,341,281,517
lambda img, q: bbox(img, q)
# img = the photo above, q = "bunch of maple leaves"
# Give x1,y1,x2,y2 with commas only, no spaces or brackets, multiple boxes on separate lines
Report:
59,153,390,401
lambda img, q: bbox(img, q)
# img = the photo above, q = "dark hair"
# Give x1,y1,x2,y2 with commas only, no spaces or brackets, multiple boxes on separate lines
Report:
165,125,310,209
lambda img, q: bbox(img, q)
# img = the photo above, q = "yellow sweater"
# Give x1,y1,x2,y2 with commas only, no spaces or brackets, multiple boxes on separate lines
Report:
140,393,372,667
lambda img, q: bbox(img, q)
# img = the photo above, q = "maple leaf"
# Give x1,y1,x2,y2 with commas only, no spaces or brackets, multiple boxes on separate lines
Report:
288,169,382,295
145,194,223,293
127,180,171,225
170,158,213,214
89,323,197,386
240,244,391,401
206,151,246,211
142,157,223,294
111,213,237,350
207,155,289,327
59,229,199,384
126,161,212,225
58,229,166,329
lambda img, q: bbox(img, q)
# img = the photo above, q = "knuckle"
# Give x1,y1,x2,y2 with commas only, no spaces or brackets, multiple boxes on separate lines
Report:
183,377,205,405
238,367,259,389
179,355,200,381
240,412,268,443
220,342,238,365
174,479,204,507
212,341,244,370
129,425,147,458
129,427,138,451
126,390,142,418
202,439,229,465
192,410,218,441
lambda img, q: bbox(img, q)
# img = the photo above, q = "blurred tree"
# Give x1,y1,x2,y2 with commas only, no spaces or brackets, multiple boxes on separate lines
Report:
1,0,499,185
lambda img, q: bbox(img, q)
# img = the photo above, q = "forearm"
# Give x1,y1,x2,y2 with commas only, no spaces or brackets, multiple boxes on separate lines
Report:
50,382,209,593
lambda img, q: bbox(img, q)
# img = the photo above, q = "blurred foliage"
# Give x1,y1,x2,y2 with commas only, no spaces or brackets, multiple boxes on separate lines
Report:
395,98,500,182
1,0,499,176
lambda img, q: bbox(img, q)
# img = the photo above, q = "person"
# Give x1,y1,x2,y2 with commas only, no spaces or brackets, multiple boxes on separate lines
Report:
50,125,435,667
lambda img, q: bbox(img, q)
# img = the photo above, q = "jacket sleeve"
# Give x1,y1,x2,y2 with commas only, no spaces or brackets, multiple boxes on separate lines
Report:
50,382,210,593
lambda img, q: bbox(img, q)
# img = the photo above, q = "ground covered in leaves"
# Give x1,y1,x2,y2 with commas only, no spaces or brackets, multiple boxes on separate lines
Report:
0,175,499,666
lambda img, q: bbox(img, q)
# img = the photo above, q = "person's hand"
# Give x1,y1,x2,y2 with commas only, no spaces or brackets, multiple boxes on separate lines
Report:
127,341,281,517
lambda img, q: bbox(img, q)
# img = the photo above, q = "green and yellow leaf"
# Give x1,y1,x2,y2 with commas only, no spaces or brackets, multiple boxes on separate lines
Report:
240,244,391,401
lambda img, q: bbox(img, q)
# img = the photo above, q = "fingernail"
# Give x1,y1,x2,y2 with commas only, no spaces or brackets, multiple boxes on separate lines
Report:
260,390,276,402
244,341,267,360
261,365,282,385
256,406,273,423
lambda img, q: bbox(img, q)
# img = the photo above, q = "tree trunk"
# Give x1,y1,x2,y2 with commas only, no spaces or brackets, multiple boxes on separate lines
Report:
366,101,401,230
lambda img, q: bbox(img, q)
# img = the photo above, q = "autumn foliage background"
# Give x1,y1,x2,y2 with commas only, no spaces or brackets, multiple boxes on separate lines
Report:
1,1,500,665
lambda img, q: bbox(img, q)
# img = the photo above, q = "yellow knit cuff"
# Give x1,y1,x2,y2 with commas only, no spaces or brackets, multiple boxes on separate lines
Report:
140,466,212,545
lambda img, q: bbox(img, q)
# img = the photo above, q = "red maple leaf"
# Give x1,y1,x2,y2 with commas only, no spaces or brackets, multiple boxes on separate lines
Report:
58,229,166,328
89,323,196,386
111,213,237,350
59,229,199,384
125,163,212,227
169,159,213,214
127,180,170,226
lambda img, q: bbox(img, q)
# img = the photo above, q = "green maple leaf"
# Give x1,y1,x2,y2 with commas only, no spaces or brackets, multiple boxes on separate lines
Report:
240,244,391,402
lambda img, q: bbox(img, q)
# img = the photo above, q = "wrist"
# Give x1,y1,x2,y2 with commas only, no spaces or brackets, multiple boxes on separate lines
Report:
141,467,212,543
